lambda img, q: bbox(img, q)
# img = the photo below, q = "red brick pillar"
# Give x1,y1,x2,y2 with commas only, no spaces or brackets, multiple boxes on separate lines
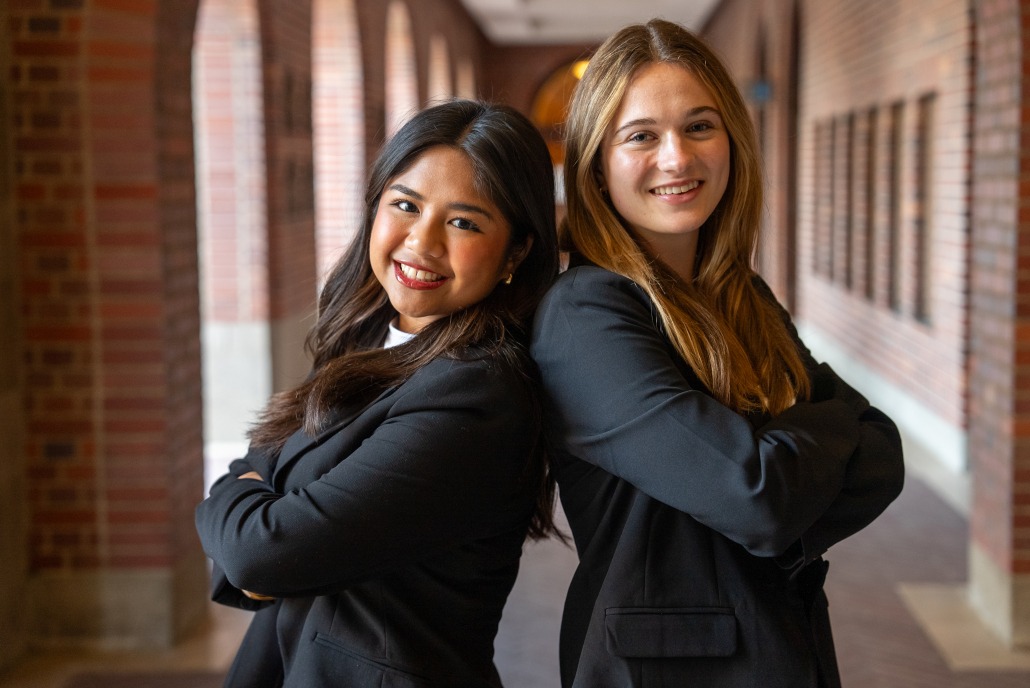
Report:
313,0,365,281
355,1,390,167
257,0,318,392
0,0,27,670
969,0,1030,649
10,0,207,648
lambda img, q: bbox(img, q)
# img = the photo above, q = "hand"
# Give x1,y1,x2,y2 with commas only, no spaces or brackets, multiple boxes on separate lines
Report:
237,471,263,481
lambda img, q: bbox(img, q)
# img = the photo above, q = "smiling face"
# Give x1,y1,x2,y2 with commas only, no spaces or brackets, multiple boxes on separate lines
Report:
369,146,522,334
600,61,731,274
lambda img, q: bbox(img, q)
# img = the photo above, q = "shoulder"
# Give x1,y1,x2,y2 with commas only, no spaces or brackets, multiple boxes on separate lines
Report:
536,265,653,324
383,354,540,472
530,265,671,375
546,264,641,297
399,349,535,411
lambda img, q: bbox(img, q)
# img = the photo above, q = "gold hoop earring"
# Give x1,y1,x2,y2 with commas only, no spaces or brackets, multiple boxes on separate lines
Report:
504,273,513,285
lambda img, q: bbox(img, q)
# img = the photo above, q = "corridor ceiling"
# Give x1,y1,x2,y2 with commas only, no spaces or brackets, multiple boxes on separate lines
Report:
457,0,722,44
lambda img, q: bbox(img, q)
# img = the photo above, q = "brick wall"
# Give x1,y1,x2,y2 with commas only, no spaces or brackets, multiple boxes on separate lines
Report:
0,0,548,658
10,0,95,578
796,0,972,433
383,1,417,138
968,0,1030,646
0,0,27,667
257,0,317,327
704,0,801,310
715,0,973,437
152,0,208,630
355,0,488,165
710,0,971,472
195,0,268,323
480,43,595,119
706,0,973,452
313,0,364,280
4,0,209,649
707,0,1030,647
88,0,204,577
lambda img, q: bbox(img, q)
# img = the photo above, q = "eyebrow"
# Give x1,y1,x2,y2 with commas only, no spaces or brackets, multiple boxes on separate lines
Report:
612,106,722,136
388,183,495,220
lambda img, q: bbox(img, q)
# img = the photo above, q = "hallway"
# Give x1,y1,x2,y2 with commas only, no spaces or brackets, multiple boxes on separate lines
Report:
1,475,1027,688
3,0,1030,682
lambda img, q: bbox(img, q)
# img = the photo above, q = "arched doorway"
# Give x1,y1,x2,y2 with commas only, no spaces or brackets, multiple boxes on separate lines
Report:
530,59,587,212
530,59,586,168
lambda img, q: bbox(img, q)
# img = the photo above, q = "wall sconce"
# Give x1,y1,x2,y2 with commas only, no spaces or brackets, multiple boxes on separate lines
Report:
749,79,773,104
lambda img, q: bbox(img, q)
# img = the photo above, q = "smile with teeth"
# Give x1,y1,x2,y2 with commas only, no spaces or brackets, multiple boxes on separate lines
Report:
651,181,701,196
397,262,445,283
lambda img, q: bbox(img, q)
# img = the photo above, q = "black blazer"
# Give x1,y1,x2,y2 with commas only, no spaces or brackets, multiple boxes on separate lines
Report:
196,354,541,688
530,266,904,688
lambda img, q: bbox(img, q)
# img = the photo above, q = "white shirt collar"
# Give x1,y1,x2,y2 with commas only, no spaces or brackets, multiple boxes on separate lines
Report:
383,320,416,348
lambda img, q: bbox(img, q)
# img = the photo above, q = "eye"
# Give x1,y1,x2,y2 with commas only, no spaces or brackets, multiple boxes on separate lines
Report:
449,217,482,232
686,120,716,135
627,131,653,144
390,199,418,213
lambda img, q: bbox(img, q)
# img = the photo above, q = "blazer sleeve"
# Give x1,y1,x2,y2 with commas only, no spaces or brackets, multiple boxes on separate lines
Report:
195,357,537,598
201,444,286,609
530,267,861,557
207,444,280,491
758,278,905,569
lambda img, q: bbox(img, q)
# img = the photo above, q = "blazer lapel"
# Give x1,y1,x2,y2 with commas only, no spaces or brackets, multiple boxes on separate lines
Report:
271,385,399,484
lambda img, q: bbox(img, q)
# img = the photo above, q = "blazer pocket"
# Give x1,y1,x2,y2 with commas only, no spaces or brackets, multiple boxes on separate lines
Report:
604,607,737,658
309,633,433,687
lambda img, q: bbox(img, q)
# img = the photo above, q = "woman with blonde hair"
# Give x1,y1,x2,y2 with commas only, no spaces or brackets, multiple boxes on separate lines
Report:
530,19,904,688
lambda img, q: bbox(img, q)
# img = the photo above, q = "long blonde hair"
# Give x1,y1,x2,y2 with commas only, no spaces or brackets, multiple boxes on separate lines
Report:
563,19,808,415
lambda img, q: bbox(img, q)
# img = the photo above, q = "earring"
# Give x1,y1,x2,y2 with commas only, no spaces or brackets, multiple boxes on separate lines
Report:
504,273,513,285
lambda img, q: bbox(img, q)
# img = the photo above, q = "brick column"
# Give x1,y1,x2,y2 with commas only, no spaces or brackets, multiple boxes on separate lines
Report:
313,0,364,281
969,0,1030,648
9,0,207,648
257,0,318,393
0,0,27,670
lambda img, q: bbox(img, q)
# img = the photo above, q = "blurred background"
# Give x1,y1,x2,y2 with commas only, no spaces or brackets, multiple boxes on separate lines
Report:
0,0,1028,686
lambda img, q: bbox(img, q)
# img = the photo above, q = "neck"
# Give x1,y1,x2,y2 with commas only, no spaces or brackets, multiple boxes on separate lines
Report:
637,232,699,283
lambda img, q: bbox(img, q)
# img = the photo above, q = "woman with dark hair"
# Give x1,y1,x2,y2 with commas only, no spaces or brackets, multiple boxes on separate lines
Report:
197,99,559,687
530,19,904,687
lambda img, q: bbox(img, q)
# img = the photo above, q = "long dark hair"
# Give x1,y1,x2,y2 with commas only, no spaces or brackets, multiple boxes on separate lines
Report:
249,99,560,538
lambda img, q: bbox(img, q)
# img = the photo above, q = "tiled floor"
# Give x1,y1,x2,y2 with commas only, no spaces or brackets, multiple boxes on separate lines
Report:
823,478,1030,687
0,603,250,688
1,475,1028,688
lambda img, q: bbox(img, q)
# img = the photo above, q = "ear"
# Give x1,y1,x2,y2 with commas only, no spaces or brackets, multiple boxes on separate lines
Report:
592,158,607,192
504,234,534,276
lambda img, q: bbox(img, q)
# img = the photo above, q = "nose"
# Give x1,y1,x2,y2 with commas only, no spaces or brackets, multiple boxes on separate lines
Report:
657,134,691,174
404,216,445,258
